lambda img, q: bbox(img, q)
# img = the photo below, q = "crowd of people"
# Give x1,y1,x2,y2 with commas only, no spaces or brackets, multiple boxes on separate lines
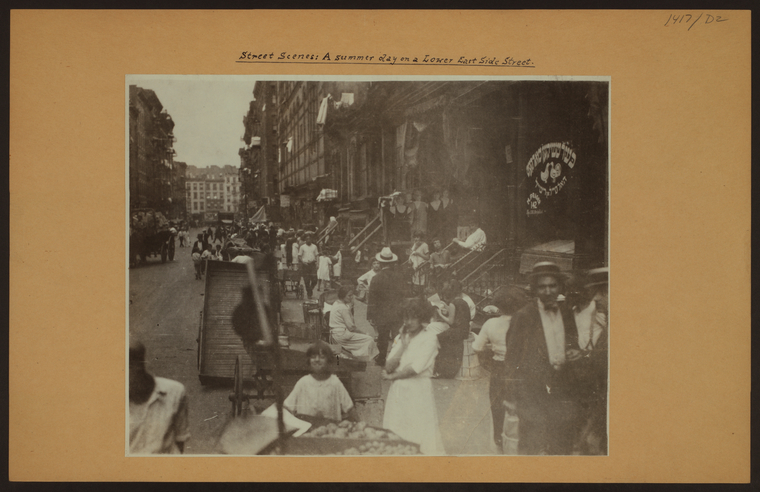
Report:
381,188,459,243
131,205,608,457
271,258,608,456
369,260,609,455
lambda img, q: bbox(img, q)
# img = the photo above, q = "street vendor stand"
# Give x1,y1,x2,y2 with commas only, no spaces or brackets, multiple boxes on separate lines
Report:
218,414,422,456
198,258,377,455
197,260,365,391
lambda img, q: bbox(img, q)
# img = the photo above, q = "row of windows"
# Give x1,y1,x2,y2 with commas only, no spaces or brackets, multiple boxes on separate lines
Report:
187,183,241,193
190,202,235,212
187,191,241,200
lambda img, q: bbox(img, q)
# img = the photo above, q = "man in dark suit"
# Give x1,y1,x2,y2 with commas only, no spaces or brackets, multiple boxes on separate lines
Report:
367,247,405,366
503,261,582,455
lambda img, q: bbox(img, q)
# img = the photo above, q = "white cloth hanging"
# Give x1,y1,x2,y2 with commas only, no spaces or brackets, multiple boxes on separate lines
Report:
316,96,330,125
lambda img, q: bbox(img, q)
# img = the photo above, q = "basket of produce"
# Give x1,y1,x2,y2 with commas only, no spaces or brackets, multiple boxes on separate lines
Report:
272,420,422,455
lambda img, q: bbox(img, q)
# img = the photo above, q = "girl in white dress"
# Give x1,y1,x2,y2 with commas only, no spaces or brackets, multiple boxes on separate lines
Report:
382,298,446,455
284,341,358,422
316,250,333,291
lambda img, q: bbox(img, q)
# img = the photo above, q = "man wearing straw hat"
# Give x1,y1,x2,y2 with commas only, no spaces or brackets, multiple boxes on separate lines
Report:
503,261,582,455
367,247,404,367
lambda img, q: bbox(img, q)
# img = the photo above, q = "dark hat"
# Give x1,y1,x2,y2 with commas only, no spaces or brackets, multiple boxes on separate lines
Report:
528,261,566,281
584,267,609,289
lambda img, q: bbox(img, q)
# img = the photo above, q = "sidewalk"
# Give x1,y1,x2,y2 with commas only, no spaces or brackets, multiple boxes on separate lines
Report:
280,289,501,455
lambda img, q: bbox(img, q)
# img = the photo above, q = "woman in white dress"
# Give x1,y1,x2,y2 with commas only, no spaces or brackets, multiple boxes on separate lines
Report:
329,286,380,360
382,298,446,455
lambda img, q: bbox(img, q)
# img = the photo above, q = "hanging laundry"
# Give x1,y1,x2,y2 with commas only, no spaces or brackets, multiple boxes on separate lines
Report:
316,95,330,125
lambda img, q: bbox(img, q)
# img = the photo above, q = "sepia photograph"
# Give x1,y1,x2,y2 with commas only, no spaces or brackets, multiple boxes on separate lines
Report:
127,75,610,456
9,7,750,482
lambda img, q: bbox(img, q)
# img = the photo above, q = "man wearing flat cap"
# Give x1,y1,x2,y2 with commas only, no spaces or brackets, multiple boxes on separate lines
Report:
503,261,582,455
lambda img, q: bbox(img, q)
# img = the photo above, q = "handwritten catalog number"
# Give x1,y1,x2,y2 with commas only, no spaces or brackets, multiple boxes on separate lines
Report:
665,13,728,30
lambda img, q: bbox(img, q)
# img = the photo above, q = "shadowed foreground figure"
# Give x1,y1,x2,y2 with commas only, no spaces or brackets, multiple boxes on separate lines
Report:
230,253,281,355
129,340,190,454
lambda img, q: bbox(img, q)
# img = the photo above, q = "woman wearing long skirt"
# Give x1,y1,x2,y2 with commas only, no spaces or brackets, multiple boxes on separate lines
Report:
382,298,445,455
329,286,380,360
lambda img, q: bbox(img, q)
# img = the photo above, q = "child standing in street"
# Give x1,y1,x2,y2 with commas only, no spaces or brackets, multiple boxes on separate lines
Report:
316,248,333,292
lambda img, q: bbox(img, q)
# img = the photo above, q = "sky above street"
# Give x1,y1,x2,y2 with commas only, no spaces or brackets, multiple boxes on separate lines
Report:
128,76,258,169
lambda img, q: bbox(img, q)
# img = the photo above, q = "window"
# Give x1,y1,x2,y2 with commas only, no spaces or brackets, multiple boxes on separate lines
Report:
194,192,197,199
206,183,210,190
214,193,217,199
213,183,217,190
193,183,197,190
194,202,198,210
227,186,230,192
207,193,210,199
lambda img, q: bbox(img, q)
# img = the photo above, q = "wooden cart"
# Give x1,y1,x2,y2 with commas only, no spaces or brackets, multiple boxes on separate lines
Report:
196,260,366,409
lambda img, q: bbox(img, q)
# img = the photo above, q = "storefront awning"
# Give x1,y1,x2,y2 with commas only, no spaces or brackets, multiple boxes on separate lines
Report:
250,206,268,223
519,239,575,274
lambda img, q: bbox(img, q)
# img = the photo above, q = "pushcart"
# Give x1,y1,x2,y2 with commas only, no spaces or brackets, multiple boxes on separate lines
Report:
278,267,304,299
196,259,366,406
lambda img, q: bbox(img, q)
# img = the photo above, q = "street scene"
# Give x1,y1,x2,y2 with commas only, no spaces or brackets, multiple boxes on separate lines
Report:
128,77,609,456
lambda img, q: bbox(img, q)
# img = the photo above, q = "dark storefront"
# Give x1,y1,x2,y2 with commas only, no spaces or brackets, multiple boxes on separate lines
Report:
424,80,609,274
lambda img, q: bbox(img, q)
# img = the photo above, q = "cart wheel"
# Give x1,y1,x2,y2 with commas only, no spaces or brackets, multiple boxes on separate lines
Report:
168,243,175,261
232,355,243,417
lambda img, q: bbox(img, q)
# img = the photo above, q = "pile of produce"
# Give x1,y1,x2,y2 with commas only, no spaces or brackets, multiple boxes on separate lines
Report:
131,210,170,234
302,420,400,440
331,441,421,455
259,420,423,455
